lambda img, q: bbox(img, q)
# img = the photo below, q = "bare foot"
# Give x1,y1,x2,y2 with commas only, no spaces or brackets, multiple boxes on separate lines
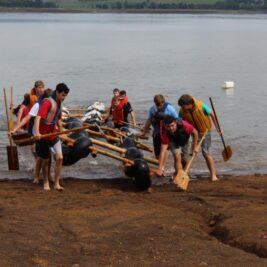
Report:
43,183,51,191
33,178,39,184
54,185,64,191
211,176,219,182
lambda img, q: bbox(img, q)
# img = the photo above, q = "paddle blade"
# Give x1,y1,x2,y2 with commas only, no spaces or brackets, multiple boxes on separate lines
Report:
222,145,232,161
173,170,190,191
6,145,19,170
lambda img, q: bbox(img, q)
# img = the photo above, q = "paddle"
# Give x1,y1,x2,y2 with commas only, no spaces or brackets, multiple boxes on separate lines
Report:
173,130,208,191
3,87,19,170
209,97,232,161
12,125,92,146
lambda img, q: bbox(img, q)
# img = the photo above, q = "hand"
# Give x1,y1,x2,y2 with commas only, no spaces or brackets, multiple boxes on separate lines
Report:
35,133,42,140
192,146,199,155
155,168,164,177
217,128,224,135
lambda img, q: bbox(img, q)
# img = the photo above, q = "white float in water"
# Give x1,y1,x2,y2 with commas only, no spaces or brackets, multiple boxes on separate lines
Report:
222,81,234,89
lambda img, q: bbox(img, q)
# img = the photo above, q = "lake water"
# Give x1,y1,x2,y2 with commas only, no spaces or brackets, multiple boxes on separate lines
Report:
0,12,267,179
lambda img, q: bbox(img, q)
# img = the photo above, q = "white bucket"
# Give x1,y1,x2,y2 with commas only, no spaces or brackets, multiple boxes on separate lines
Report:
222,81,234,89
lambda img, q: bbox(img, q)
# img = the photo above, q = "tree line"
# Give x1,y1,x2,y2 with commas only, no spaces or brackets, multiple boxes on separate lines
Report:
0,0,57,8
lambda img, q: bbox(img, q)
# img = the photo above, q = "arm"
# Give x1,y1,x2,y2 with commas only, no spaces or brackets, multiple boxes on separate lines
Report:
12,113,32,133
191,128,199,155
34,115,41,138
140,119,151,137
16,105,26,124
210,111,223,135
155,144,168,176
130,111,136,127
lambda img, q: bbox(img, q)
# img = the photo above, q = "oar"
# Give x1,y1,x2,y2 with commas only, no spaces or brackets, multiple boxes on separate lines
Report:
13,125,92,146
84,123,153,152
173,130,208,191
3,87,19,170
209,97,232,161
90,137,158,166
64,113,85,117
118,121,143,130
9,86,14,131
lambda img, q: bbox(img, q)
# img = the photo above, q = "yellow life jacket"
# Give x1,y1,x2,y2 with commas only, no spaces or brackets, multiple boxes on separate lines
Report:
180,98,212,133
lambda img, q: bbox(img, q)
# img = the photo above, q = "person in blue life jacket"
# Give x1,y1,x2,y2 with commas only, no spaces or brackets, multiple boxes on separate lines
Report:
140,95,178,165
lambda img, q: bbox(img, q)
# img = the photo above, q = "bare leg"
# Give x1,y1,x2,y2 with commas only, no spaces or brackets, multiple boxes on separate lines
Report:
48,155,54,182
54,153,64,191
42,159,50,190
33,157,42,184
204,154,219,181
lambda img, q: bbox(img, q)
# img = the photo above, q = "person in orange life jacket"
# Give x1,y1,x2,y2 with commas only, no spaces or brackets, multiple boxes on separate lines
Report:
11,89,53,184
155,115,199,178
178,94,222,182
34,83,70,191
119,90,136,127
140,94,178,159
16,80,45,128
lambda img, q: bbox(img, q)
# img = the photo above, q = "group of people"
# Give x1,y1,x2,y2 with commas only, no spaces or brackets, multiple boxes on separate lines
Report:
141,94,221,182
12,81,70,191
11,80,221,191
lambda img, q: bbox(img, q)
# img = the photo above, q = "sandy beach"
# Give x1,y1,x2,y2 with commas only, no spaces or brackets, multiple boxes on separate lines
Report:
0,175,266,266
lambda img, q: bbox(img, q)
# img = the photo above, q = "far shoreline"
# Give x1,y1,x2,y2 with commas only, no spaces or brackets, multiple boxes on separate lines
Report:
0,7,267,15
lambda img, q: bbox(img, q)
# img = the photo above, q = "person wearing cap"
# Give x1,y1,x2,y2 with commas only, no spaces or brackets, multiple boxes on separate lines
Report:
177,94,221,181
155,115,198,179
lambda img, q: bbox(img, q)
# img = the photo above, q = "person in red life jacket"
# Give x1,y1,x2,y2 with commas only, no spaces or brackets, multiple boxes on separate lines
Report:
110,96,136,129
178,94,222,181
119,90,136,128
34,83,70,191
155,115,198,179
16,80,45,129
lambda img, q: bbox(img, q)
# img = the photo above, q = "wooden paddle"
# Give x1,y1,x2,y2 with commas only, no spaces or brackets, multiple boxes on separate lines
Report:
3,87,19,170
173,130,208,191
90,137,158,166
12,125,92,146
209,97,232,161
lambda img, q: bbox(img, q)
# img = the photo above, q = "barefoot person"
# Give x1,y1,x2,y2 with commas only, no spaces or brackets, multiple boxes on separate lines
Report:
178,94,221,181
155,115,198,179
34,83,70,191
11,89,53,184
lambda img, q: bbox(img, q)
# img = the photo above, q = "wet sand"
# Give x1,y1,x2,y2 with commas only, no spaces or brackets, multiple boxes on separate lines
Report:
0,175,266,266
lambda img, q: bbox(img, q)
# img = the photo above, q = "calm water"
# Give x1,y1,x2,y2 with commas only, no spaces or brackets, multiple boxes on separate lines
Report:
0,13,267,179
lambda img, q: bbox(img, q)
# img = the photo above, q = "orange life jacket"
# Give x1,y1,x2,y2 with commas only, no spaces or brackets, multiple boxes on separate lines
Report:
112,101,124,125
29,88,38,110
180,98,212,133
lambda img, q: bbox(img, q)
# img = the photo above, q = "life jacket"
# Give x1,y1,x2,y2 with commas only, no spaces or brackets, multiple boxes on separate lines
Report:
41,97,62,126
166,118,190,147
151,102,169,130
28,88,38,110
112,101,124,125
180,98,212,133
120,96,128,106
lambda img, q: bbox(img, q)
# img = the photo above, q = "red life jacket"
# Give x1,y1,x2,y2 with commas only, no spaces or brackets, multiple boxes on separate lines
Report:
41,98,61,126
112,101,124,125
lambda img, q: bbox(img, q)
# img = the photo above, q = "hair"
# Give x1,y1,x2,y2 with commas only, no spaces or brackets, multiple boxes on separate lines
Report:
120,90,126,96
178,94,194,106
43,88,53,98
56,83,69,94
164,115,176,125
153,94,165,106
34,80,44,88
113,88,120,93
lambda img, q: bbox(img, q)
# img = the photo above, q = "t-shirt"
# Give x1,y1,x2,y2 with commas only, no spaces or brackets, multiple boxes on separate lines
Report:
123,102,133,122
37,99,61,140
148,104,178,122
29,102,39,117
161,120,194,145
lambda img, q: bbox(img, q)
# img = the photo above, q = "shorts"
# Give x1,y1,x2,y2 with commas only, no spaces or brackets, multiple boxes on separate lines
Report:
183,131,212,160
36,138,62,159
